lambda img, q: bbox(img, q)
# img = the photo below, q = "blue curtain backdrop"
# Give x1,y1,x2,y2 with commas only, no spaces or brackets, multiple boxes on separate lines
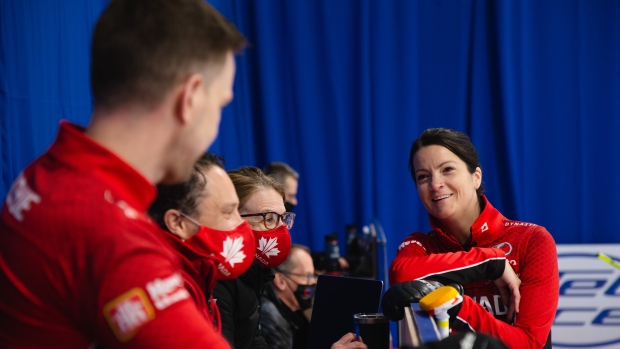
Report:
2,0,620,269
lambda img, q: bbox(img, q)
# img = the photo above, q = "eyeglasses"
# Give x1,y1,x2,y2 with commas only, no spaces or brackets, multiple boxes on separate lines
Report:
179,212,200,227
240,211,295,230
278,271,317,284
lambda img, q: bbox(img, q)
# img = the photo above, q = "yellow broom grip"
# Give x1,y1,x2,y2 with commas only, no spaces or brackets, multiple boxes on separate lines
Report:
419,286,460,311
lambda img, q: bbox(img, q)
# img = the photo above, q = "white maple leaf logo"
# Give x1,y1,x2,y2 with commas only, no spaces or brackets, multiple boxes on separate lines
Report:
257,236,280,257
220,236,246,267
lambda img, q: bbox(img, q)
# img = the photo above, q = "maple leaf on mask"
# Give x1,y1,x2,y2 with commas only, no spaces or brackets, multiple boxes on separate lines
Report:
221,236,246,266
257,236,280,257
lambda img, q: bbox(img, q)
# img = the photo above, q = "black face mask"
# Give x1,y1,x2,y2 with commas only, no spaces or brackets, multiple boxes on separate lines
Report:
284,201,296,213
281,274,315,311
293,283,315,311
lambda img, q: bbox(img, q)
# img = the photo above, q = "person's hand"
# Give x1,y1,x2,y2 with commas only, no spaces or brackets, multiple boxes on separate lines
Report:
338,257,349,270
493,259,521,322
330,332,367,349
381,279,443,321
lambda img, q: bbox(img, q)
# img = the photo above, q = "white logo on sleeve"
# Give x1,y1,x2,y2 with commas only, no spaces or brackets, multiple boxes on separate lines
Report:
146,273,190,310
6,173,41,222
257,236,280,257
221,236,247,266
116,200,139,219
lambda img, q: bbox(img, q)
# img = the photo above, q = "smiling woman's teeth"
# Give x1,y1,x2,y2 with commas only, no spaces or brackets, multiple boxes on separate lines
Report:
433,194,451,201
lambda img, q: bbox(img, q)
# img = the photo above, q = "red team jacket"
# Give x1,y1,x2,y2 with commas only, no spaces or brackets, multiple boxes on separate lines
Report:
0,122,230,348
156,227,223,331
390,196,559,348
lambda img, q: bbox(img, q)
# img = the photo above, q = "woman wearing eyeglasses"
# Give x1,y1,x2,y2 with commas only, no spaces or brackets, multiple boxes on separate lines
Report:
213,166,295,349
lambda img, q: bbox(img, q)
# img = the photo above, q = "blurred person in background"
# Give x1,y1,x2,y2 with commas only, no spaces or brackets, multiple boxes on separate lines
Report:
261,244,315,349
263,162,299,213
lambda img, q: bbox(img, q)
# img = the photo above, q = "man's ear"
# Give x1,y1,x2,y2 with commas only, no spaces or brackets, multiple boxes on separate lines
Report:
175,73,204,123
163,209,192,240
273,273,288,292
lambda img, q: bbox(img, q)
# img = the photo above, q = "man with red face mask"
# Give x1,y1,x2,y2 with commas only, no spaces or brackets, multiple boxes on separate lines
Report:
148,153,256,332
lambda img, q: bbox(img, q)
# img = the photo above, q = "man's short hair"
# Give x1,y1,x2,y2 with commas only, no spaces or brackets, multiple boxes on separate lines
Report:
263,162,299,186
276,244,311,273
91,0,246,112
148,153,224,230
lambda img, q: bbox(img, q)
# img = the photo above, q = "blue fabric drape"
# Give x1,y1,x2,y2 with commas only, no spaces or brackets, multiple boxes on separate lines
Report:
2,1,620,268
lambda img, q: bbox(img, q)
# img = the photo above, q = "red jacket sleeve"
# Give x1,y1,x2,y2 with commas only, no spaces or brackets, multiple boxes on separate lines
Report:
389,233,506,286
102,300,232,348
457,229,559,348
93,217,232,348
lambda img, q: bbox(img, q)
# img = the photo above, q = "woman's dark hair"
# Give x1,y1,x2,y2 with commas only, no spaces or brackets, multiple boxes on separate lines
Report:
148,153,224,230
408,128,485,195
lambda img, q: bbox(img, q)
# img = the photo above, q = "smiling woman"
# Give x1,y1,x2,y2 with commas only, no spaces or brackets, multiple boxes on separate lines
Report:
384,128,559,349
412,144,482,244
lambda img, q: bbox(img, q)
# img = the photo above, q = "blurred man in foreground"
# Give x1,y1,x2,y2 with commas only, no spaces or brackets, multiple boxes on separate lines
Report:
0,0,245,347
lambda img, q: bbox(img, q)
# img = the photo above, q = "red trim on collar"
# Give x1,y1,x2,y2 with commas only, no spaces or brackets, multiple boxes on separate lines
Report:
469,195,506,243
157,229,218,292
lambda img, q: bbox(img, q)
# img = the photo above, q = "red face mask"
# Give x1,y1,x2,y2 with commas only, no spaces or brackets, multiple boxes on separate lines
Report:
184,219,255,280
252,224,292,268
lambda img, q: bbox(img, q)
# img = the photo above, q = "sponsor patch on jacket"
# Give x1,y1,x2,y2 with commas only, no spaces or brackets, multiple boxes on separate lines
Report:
146,272,190,310
103,288,155,342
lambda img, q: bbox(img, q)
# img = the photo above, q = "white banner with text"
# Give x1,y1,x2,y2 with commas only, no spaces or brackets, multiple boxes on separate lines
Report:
553,244,620,349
